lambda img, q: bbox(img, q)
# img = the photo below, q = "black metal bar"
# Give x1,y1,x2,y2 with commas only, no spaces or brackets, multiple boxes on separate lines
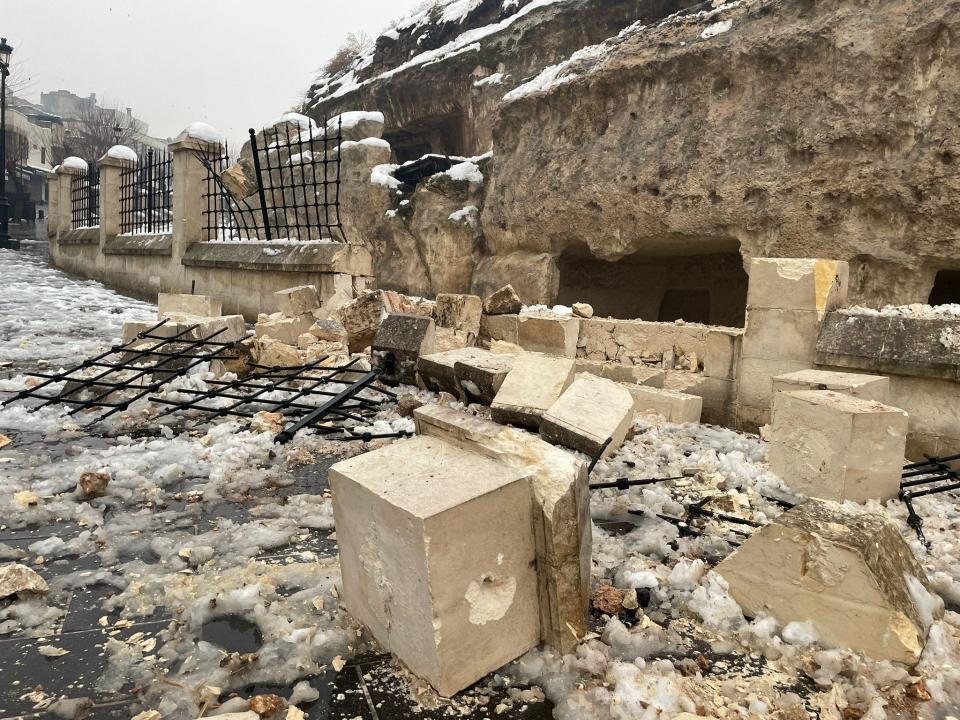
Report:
590,476,686,491
276,369,382,444
906,480,960,499
248,129,272,241
587,438,613,475
903,453,960,470
901,473,955,489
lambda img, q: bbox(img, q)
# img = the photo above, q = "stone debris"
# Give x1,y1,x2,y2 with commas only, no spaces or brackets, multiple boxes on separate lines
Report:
0,563,50,598
574,358,665,387
772,368,891,403
434,293,483,337
765,390,908,502
454,351,515,405
591,584,625,615
252,337,302,368
483,285,523,315
371,313,436,385
122,315,246,345
274,285,320,317
517,314,580,358
480,313,519,345
330,435,540,696
158,292,222,318
571,302,594,319
717,498,942,663
337,289,417,351
255,313,315,346
490,353,576,429
78,471,110,498
540,373,634,458
624,384,703,424
309,319,348,344
248,694,286,717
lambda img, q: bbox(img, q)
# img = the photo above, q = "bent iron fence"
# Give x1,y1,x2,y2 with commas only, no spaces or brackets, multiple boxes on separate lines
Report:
195,117,346,243
119,149,173,234
70,164,99,229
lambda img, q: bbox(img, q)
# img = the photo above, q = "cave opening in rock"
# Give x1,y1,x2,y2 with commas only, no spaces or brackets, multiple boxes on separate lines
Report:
385,111,469,164
556,241,748,326
928,269,960,306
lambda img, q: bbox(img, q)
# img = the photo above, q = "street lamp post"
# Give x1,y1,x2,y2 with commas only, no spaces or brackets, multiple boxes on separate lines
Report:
113,123,122,145
0,37,17,250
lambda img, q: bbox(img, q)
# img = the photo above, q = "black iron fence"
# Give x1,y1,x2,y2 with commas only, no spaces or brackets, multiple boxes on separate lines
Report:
120,148,173,234
197,117,345,242
70,164,99,229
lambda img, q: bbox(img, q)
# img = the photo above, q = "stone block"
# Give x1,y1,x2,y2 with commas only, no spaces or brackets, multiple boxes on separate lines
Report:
454,351,516,405
491,353,576,429
716,499,940,664
158,293,221,318
330,435,540,696
414,405,590,653
319,273,353,303
255,313,315,346
480,314,519,345
766,390,908,502
434,293,483,335
772,369,890,403
309,319,348,344
541,374,634,458
252,337,301,368
704,329,742,380
624,385,702,424
678,376,737,426
122,315,246,345
736,356,813,411
435,327,476,352
746,258,848,316
274,285,321,317
371,314,436,385
483,285,523,315
742,308,820,363
336,290,401,351
517,314,580,358
573,359,665,388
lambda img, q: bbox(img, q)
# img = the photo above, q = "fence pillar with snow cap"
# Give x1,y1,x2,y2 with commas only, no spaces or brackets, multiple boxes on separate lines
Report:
97,146,137,244
169,123,225,260
51,161,84,236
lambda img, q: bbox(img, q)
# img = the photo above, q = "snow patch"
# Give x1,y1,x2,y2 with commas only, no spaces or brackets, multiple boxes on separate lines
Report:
105,145,138,163
701,19,733,38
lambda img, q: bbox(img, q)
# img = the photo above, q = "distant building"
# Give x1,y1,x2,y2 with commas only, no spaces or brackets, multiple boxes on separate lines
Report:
4,95,59,223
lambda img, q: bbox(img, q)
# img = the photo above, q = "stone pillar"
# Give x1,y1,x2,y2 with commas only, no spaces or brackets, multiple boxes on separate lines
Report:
169,130,223,260
50,166,76,238
46,171,61,237
97,151,135,245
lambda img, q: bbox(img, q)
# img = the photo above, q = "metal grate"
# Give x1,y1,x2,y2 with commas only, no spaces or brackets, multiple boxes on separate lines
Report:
196,118,346,243
899,453,960,547
70,164,100,229
119,148,173,234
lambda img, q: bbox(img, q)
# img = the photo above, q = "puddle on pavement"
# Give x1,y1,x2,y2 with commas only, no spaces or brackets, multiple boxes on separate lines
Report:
200,615,264,654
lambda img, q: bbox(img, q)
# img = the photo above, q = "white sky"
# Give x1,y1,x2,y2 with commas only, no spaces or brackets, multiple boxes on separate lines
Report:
7,0,424,146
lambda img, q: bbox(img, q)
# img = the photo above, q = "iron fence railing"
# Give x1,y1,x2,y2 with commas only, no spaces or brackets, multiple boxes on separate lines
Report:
119,148,173,234
70,164,99,229
197,118,345,242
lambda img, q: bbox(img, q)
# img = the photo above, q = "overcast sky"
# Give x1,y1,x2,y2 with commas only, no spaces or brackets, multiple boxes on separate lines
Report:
7,0,423,145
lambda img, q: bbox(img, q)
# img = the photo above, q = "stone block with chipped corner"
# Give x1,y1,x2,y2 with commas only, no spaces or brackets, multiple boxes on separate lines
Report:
735,356,813,426
255,313,315,346
371,314,436,385
716,498,941,664
766,390,908,502
483,285,523,315
480,314,519,345
746,258,848,316
336,291,394,351
491,353,576,429
329,435,540,696
455,351,515,405
418,347,510,400
772,369,890,403
541,374,634,458
742,308,821,363
517,314,580,358
624,384,702,424
414,405,590,653
158,293,221,319
434,293,483,335
574,359,665,388
274,285,320,317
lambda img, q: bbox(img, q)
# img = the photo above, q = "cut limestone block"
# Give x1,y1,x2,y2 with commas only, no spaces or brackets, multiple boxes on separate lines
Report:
491,353,576,429
252,337,301,368
704,328,743,380
414,404,590,654
371,314,436,385
255,313,315,346
716,498,941,664
746,258,848,316
309,319,349,344
455,352,516,405
158,293,221,319
766,390,908,502
434,293,483,336
541,374,634,458
330,435,539,696
483,285,523,315
319,274,353,303
337,290,411,352
517,314,580,358
741,308,821,363
274,285,320,317
624,385,702,424
574,359,665,388
122,315,246,345
772,369,890,403
434,327,476,353
480,314,519,345
417,348,509,400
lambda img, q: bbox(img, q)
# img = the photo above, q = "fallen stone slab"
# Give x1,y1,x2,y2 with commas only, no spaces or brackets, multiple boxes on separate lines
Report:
517,314,580,358
330,435,539,696
435,293,483,336
716,498,941,664
483,285,523,315
158,292,222,318
491,353,576,429
371,314,436,385
541,374,634,458
435,327,476,352
572,302,594,319
455,351,516,405
772,369,890,403
414,404,590,654
255,313,315,346
625,385,703,424
309,319,348,344
252,337,302,368
274,285,320,317
574,359,665,388
0,563,49,599
766,390,908,502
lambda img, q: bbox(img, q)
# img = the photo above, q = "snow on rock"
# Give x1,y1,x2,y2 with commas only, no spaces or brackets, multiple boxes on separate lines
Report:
61,156,89,172
270,112,317,131
370,163,401,189
105,145,138,163
329,110,384,129
701,18,733,38
474,72,505,87
843,303,960,319
448,205,479,225
445,160,484,184
181,122,226,146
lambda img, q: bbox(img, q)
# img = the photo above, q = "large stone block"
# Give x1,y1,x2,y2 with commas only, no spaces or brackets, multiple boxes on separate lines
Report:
330,436,539,696
454,351,515,405
772,369,890,403
541,374,634,458
491,353,576,429
624,385,703,424
742,308,820,363
716,499,941,664
418,347,505,398
736,356,813,414
158,293,221,318
746,258,848,316
480,314,519,345
573,359,665,388
255,313,315,346
414,405,590,654
517,314,580,358
704,328,742,380
274,285,320,317
371,314,436,385
337,290,408,352
434,293,483,336
766,390,908,502
483,285,523,315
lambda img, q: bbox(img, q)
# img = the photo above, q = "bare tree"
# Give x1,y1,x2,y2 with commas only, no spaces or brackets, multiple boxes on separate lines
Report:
56,103,137,162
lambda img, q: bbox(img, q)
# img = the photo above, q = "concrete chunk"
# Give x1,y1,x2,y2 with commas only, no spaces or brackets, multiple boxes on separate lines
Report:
541,374,634,458
414,405,590,654
435,293,483,336
330,435,539,696
766,390,908,502
624,385,703,424
274,285,321,317
517,314,580,358
716,499,941,664
483,285,523,315
491,353,576,429
772,369,890,403
371,314,436,385
746,258,848,316
255,313,315,346
158,293,221,318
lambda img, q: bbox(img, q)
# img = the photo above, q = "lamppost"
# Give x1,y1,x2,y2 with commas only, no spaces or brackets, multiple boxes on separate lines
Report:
113,122,122,145
0,37,17,250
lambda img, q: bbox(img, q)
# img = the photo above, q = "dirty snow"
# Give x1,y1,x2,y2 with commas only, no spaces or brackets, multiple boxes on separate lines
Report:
844,303,960,319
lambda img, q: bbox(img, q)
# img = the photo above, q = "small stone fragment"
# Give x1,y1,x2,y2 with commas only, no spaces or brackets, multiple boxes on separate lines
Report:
38,645,70,657
249,694,285,718
251,411,285,434
572,302,594,319
0,563,49,598
0,434,10,449
331,655,346,672
395,393,424,418
591,585,625,615
78,471,110,498
14,490,40,508
483,285,523,315
132,712,162,720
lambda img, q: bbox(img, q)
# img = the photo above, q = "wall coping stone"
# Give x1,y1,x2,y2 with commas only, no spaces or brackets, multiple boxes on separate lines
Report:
104,234,173,257
181,241,373,275
58,228,100,245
